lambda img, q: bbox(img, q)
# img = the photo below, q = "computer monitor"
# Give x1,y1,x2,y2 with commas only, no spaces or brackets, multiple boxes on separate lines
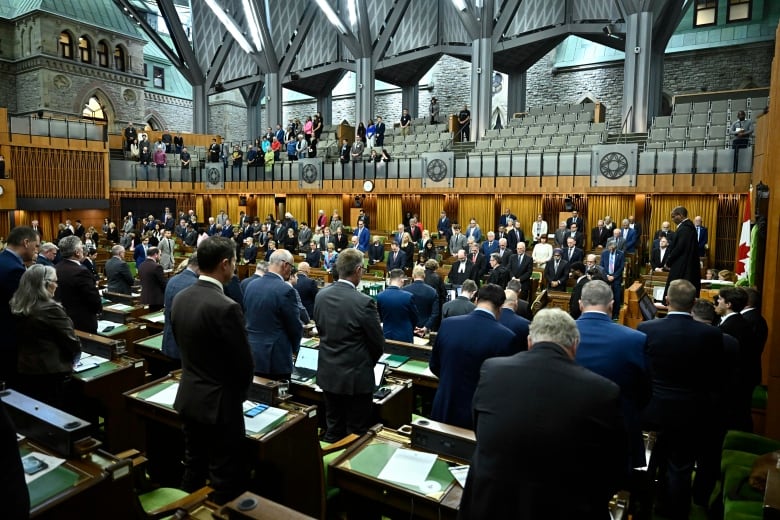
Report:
639,293,658,321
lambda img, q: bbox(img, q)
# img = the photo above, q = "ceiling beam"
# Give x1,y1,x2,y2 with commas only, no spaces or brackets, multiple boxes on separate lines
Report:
280,2,317,76
252,0,279,72
156,0,203,82
372,0,412,62
492,0,522,46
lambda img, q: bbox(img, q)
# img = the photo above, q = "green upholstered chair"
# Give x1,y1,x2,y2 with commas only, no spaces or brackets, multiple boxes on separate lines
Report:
721,430,780,520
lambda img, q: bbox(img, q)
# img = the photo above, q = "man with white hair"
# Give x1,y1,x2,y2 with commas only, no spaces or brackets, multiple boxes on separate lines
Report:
36,242,58,267
105,244,133,294
459,308,625,519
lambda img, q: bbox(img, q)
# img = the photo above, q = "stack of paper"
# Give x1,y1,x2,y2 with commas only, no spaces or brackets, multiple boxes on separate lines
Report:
244,405,288,435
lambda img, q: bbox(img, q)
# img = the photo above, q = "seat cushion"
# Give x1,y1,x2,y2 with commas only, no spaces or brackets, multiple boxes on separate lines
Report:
320,441,347,501
139,487,190,513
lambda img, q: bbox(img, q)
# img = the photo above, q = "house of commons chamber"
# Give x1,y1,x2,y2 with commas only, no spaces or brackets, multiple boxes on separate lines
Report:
2,0,780,519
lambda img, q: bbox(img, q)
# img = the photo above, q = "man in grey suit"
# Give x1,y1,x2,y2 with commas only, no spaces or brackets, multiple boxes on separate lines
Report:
105,245,134,294
448,225,467,255
171,237,253,505
442,279,477,319
158,229,175,270
314,248,384,442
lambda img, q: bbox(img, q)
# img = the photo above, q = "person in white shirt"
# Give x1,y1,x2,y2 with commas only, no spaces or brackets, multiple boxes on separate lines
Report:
531,214,548,244
532,235,553,266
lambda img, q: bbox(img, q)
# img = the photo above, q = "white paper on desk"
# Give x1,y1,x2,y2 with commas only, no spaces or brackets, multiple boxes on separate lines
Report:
377,448,437,487
379,353,390,363
97,320,122,333
145,382,180,406
22,452,66,484
422,366,437,378
449,465,469,487
105,303,133,312
244,406,288,434
412,336,429,346
147,313,165,323
78,354,110,366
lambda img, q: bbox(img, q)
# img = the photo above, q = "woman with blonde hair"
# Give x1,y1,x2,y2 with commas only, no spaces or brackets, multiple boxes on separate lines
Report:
400,232,415,270
11,264,81,407
718,270,738,283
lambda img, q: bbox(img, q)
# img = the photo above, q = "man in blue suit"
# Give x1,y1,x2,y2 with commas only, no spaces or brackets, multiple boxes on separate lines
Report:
162,254,199,362
0,226,39,385
403,265,440,334
134,236,149,270
481,232,499,256
430,284,516,428
600,239,625,319
694,215,708,257
385,241,406,271
353,220,370,252
243,249,302,380
377,269,418,343
619,218,638,253
498,289,530,353
437,210,452,243
575,280,649,474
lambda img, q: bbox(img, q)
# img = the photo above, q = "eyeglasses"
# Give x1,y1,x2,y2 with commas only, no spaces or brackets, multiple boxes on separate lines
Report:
46,279,58,285
284,261,295,269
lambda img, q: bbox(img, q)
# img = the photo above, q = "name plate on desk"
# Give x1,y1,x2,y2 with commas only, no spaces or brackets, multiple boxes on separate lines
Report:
1,389,92,457
77,330,125,359
248,376,282,406
384,339,432,362
411,418,475,464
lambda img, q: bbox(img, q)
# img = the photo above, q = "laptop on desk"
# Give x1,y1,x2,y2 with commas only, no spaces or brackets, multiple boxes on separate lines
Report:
373,362,391,400
291,346,319,383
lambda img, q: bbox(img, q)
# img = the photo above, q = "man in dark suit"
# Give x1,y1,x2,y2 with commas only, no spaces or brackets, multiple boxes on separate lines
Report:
0,226,39,385
134,236,149,270
244,249,302,381
162,254,199,362
242,237,258,264
507,242,533,300
575,280,650,473
446,250,471,286
367,237,384,265
377,269,418,343
294,262,319,319
716,287,760,432
544,248,569,291
600,240,625,319
653,221,675,243
591,219,610,248
693,215,708,257
332,227,349,253
480,232,498,257
666,206,701,296
105,245,134,294
36,242,58,267
138,247,167,312
437,210,452,243
553,221,569,248
506,220,524,251
498,289,530,353
485,253,510,288
562,236,584,264
651,236,672,272
404,265,440,334
467,243,486,283
314,249,384,442
566,223,585,249
459,308,625,519
568,262,588,320
171,237,253,505
1,400,30,519
386,241,406,271
618,219,639,253
442,279,477,319
566,210,584,232
638,279,725,518
741,287,768,359
54,236,102,333
430,284,515,429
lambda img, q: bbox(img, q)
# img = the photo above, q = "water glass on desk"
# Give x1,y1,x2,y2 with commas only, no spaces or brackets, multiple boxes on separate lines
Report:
278,380,290,399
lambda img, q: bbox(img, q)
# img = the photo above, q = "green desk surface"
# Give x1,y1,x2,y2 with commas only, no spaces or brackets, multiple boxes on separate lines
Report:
339,440,455,500
21,448,84,509
74,360,124,380
134,379,178,408
397,359,432,376
136,334,163,351
140,310,165,323
98,324,129,337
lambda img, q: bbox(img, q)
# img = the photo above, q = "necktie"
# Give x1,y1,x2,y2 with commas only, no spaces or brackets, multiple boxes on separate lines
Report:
472,254,476,263
697,227,701,240
536,224,539,235
609,254,615,273
569,248,574,258
623,229,627,238
554,261,559,272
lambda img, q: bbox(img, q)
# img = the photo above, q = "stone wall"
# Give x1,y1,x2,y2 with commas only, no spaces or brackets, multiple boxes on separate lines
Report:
145,92,193,133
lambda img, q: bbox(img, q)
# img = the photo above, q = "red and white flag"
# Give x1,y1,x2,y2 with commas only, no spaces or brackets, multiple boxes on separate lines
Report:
736,189,751,279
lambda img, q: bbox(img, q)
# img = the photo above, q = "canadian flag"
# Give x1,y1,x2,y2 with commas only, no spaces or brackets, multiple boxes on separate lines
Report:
736,190,751,278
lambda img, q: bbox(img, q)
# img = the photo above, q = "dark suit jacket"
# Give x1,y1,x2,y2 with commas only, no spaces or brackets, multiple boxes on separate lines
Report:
368,243,385,264
486,264,510,288
695,225,708,257
569,276,588,319
377,286,418,343
562,246,584,264
133,243,147,269
138,258,166,306
566,216,584,231
16,300,81,375
591,226,610,248
720,313,761,388
508,253,533,297
244,273,303,375
305,249,322,268
105,256,134,294
403,280,440,331
0,249,26,375
650,246,671,271
162,268,198,359
430,310,515,428
544,258,569,290
498,308,530,353
386,250,406,271
741,308,768,356
332,233,349,252
172,280,253,424
437,217,452,242
600,249,625,282
447,260,472,285
666,219,702,294
506,228,524,251
314,281,384,395
576,312,650,469
565,231,584,249
294,273,318,318
619,227,638,253
459,343,625,520
467,252,486,281
442,296,475,319
638,314,723,431
0,401,29,519
55,260,102,333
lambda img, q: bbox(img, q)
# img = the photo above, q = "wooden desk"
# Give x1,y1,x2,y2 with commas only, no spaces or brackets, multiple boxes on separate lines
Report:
124,373,324,517
102,291,141,306
766,467,780,519
101,302,149,324
97,321,152,346
71,355,147,452
136,309,165,331
307,268,333,285
133,332,180,379
329,426,463,520
24,440,136,520
220,492,316,519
